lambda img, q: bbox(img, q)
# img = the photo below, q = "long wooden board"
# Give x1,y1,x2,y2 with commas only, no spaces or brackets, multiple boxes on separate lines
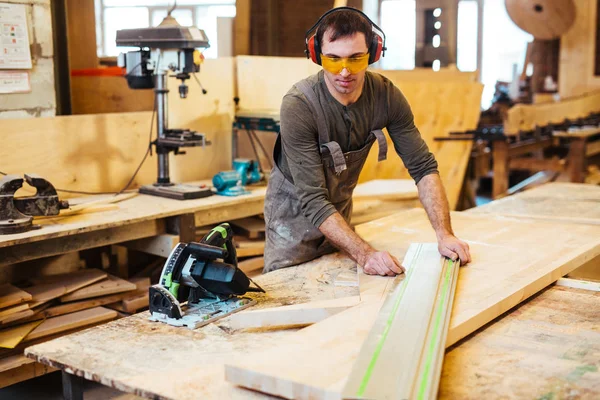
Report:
24,307,117,342
225,296,361,331
24,283,68,308
342,244,458,400
469,182,600,225
0,285,32,309
439,286,600,398
352,179,418,201
29,269,107,294
225,209,600,399
60,275,136,303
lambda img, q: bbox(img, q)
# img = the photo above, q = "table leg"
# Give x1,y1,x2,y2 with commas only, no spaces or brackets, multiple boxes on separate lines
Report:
568,138,586,183
62,371,84,400
167,213,196,242
492,140,509,199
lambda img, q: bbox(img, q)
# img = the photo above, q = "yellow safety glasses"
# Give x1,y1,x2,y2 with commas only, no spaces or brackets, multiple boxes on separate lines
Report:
321,53,369,74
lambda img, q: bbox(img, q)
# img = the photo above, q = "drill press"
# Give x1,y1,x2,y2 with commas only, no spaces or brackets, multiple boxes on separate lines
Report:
116,14,212,200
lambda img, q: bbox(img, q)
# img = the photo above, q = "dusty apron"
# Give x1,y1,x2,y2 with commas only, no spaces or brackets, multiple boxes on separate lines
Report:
263,80,388,273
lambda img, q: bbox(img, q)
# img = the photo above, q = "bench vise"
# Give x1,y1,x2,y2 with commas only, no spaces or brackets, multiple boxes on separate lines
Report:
212,159,262,196
0,174,69,234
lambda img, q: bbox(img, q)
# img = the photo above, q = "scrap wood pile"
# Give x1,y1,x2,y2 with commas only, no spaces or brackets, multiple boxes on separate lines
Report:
0,269,148,386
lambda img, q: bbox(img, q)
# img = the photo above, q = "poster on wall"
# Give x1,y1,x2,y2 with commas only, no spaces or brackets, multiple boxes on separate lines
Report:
0,71,30,93
0,2,32,69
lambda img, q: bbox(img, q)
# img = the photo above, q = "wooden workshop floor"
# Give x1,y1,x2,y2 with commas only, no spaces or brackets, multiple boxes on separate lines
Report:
0,371,142,399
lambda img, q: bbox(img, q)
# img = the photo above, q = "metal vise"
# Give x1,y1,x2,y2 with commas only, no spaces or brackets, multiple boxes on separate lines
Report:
212,159,263,197
0,174,69,234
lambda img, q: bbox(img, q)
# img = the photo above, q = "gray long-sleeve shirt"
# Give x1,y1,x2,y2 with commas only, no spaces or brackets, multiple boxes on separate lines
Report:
277,70,438,228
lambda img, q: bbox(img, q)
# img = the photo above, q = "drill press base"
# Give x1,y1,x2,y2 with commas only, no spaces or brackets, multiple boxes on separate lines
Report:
139,183,213,200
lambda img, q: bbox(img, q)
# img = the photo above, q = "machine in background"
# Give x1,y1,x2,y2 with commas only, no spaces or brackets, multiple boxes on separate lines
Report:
212,159,263,197
116,14,212,200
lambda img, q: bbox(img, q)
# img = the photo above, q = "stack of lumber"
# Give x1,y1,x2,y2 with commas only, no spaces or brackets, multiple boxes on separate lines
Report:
230,216,266,279
0,269,144,388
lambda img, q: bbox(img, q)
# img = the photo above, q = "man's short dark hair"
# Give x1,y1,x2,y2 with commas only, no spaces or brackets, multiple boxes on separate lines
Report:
316,9,373,50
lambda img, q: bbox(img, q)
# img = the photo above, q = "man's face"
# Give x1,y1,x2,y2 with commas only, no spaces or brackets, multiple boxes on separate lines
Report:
320,30,369,97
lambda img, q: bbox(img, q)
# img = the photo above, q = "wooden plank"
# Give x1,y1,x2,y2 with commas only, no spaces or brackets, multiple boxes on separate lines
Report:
439,286,600,399
0,219,165,267
225,299,385,399
24,283,68,308
0,303,29,318
372,68,478,83
70,76,153,115
224,296,361,331
24,307,118,342
352,179,418,200
0,285,32,309
555,277,600,291
107,293,148,314
121,234,180,258
469,182,600,225
235,238,265,258
0,355,34,373
237,257,264,278
30,269,107,295
0,358,57,389
0,309,35,325
236,56,320,113
0,320,44,349
40,291,139,319
344,244,458,400
230,217,265,240
60,275,136,303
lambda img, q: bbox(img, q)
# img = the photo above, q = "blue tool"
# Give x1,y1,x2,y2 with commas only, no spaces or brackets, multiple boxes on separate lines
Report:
212,159,263,196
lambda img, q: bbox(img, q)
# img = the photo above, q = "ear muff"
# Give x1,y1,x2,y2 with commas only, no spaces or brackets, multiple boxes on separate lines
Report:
304,7,387,67
306,35,322,65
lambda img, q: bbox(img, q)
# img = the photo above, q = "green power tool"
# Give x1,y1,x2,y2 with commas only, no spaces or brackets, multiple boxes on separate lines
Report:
148,223,264,329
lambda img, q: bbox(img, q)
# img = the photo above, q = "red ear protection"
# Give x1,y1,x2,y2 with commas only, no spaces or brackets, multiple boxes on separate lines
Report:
304,7,386,66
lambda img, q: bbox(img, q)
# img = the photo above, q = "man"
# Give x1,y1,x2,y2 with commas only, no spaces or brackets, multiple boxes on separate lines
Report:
264,7,471,275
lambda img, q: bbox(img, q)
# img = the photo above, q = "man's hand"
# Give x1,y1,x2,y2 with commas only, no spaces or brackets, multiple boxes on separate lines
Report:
438,234,471,266
362,251,405,276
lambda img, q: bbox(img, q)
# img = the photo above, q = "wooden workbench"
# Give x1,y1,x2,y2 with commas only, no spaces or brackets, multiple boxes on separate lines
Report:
468,182,600,225
0,183,267,268
24,206,600,399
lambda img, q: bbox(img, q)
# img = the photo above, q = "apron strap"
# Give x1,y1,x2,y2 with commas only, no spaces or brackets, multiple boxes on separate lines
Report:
294,80,348,174
321,142,347,174
294,80,330,146
372,129,388,162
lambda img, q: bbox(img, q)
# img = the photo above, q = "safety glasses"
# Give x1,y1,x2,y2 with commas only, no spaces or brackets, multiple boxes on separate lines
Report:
321,53,369,74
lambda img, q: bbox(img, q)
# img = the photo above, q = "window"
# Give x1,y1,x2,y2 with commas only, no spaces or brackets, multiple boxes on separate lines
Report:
96,0,236,58
457,0,478,72
380,0,416,70
480,0,532,108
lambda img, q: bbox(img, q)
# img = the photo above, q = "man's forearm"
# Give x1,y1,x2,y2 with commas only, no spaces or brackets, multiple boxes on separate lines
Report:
417,173,453,239
319,212,374,265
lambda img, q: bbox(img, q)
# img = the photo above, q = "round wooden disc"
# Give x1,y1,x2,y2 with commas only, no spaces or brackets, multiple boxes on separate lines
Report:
505,0,576,39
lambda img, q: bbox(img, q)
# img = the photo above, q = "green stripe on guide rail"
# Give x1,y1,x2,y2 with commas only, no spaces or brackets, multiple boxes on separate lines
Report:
355,244,423,397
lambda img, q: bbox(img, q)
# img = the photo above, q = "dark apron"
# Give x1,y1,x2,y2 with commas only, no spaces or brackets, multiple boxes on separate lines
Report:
263,80,388,273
